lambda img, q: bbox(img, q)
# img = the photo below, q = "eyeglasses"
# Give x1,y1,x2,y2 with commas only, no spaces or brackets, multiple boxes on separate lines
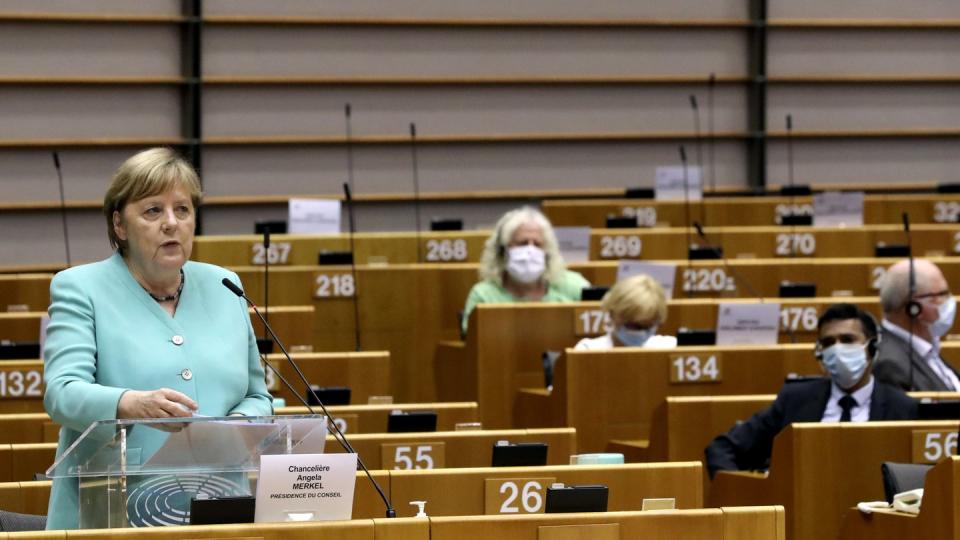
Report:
913,289,951,302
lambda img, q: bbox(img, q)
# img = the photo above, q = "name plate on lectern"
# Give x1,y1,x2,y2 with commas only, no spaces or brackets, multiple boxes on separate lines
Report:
255,453,358,522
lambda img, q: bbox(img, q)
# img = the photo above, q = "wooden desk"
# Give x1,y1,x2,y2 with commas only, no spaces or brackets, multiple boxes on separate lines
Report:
558,346,960,457
192,231,489,266
14,257,960,403
0,273,52,313
543,193,960,228
0,353,390,415
429,507,785,540
0,306,316,355
389,462,703,518
587,224,960,261
0,403,479,445
0,479,50,515
710,421,960,540
263,351,391,405
0,506,784,538
325,428,576,471
839,456,960,540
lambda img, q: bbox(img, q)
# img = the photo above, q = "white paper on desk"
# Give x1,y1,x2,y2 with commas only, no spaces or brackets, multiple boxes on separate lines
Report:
813,191,864,226
288,198,341,234
716,302,781,345
555,227,591,263
616,261,677,300
655,166,702,201
144,420,279,469
255,453,357,523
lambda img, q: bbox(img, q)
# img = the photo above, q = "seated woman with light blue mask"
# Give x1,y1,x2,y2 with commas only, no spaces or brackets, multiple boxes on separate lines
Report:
574,274,677,350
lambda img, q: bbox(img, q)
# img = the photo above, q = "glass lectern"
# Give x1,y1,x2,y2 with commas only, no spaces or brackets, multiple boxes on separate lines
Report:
46,415,328,528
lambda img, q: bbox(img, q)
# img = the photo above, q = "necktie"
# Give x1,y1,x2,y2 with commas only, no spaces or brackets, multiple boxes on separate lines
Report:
839,395,857,422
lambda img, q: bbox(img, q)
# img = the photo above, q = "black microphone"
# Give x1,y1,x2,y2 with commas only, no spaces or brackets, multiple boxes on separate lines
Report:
221,278,395,518
707,72,716,194
903,212,918,390
263,228,270,334
342,183,362,352
409,123,423,263
689,94,705,225
690,222,799,342
52,151,71,268
679,145,693,298
786,114,794,191
693,222,761,299
344,103,359,231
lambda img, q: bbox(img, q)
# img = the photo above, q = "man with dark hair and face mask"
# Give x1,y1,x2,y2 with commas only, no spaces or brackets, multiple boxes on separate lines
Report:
704,303,918,478
876,259,960,391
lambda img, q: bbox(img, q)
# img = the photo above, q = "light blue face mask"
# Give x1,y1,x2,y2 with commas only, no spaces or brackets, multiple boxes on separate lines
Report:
615,325,657,347
820,343,869,390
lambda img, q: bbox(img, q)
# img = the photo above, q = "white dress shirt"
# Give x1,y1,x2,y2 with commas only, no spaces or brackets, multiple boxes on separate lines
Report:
573,333,677,350
821,376,874,422
882,319,960,391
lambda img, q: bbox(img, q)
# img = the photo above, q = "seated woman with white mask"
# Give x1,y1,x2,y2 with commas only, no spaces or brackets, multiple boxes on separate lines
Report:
461,207,590,334
574,274,677,350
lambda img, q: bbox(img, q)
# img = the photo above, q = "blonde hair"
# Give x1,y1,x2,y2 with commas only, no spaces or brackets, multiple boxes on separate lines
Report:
602,274,668,326
478,206,566,286
103,147,202,252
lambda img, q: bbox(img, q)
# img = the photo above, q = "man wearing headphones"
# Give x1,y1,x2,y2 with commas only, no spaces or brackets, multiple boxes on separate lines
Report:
875,259,960,391
705,303,918,478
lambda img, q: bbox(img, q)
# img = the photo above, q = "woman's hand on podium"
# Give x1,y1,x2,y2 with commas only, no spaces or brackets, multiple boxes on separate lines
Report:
117,388,198,431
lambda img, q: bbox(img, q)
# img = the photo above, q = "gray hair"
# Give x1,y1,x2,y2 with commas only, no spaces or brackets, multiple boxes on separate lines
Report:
477,206,566,286
879,259,935,314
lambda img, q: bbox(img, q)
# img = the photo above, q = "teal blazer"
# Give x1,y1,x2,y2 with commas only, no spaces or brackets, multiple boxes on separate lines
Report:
43,253,273,529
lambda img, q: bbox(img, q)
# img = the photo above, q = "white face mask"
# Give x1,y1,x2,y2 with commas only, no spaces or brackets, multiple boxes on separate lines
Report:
928,296,956,338
820,343,869,390
506,244,546,284
615,325,657,347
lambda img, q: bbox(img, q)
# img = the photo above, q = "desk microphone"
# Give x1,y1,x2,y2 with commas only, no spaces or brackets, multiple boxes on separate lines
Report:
707,72,716,194
689,94,705,225
262,228,271,336
903,212,919,390
221,277,395,518
343,183,362,352
344,103,359,231
692,222,799,343
52,151,72,267
409,123,423,262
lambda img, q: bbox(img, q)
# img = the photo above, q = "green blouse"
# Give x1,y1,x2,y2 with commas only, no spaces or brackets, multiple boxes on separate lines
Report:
461,270,591,334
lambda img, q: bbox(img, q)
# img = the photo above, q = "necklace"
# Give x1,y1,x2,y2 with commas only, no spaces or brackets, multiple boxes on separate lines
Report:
143,269,185,303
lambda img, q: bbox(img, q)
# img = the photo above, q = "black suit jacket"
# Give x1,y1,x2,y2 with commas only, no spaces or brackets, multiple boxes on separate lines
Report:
873,329,960,391
704,378,918,478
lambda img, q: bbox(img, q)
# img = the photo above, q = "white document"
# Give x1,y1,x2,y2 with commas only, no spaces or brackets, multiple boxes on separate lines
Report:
813,191,864,226
554,227,591,263
288,199,342,234
255,453,358,523
715,303,781,346
616,261,677,300
655,166,702,201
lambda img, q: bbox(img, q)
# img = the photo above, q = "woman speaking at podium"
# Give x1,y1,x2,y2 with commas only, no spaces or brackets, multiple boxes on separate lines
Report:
42,148,273,529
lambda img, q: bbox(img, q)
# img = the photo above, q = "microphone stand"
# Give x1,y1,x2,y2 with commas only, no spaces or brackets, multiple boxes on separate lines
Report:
222,278,395,517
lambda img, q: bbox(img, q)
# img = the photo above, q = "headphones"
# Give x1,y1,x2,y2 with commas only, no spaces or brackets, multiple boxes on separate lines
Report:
905,299,922,319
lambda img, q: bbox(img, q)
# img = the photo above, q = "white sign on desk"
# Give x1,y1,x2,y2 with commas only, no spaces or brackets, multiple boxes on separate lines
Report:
255,453,358,523
655,166,702,201
813,191,864,226
716,303,781,345
289,198,341,234
616,261,677,300
554,227,591,263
